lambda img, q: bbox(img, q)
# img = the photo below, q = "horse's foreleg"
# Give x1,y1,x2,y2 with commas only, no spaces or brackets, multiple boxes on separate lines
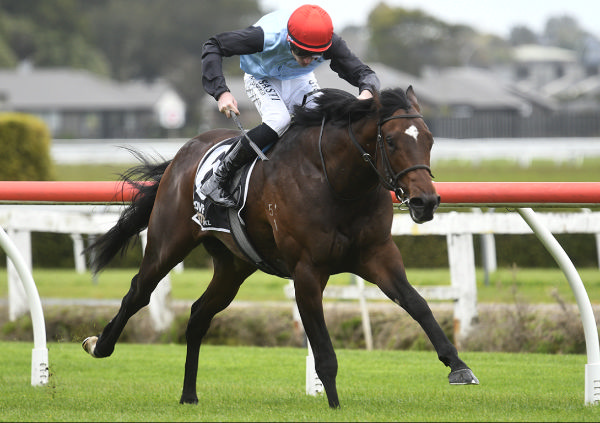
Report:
180,243,255,405
361,244,479,385
293,264,340,408
388,279,478,384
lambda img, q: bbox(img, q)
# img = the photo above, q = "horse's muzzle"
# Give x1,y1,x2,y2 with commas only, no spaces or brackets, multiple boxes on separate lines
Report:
408,193,441,223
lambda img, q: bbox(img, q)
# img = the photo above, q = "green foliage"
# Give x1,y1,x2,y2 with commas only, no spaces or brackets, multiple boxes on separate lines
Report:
0,298,592,355
31,233,76,268
14,223,597,270
544,15,586,50
0,2,110,75
393,232,598,268
0,33,16,67
0,112,55,180
366,4,511,74
2,267,599,305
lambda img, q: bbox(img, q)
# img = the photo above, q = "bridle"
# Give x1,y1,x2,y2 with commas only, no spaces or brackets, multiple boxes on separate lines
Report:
318,112,433,204
370,114,434,203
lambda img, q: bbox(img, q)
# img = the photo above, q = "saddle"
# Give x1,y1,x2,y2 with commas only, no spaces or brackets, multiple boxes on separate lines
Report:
192,138,290,278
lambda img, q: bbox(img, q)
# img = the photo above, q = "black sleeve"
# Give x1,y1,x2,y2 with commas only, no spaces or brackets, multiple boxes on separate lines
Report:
325,34,380,95
201,26,264,100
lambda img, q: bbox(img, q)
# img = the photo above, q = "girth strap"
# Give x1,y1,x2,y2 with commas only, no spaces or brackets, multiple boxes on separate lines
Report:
226,170,290,278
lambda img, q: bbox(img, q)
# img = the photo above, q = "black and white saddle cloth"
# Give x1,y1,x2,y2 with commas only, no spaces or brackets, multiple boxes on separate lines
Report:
192,137,289,278
192,137,257,232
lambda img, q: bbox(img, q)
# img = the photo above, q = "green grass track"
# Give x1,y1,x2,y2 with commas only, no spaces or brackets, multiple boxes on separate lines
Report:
1,342,599,421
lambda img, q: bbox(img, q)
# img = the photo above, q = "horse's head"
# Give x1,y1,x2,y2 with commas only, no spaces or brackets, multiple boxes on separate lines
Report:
377,86,440,223
290,86,440,223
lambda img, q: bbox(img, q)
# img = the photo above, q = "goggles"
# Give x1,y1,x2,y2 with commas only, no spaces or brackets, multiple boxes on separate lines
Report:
289,41,323,60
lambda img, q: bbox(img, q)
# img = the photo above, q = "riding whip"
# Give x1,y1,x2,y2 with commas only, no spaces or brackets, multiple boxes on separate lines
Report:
231,114,269,161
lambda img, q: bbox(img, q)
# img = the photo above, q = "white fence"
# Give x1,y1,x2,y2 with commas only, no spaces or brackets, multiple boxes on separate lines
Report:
3,204,600,402
3,205,599,340
51,137,600,166
0,205,179,330
285,209,600,349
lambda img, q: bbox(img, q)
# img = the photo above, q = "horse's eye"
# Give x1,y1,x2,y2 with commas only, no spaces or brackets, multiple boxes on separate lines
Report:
385,135,394,147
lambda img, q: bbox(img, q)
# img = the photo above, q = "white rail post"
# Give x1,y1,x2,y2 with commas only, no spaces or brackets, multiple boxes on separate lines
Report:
596,233,600,271
517,208,600,405
0,227,48,386
446,232,478,347
581,209,600,270
305,338,324,396
354,275,373,350
140,230,174,331
7,228,31,320
70,233,86,274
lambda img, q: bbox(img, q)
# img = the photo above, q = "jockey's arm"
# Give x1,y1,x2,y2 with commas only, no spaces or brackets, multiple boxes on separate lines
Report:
326,34,380,96
201,26,264,102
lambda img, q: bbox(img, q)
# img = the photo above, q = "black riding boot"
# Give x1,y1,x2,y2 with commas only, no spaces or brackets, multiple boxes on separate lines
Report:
200,123,279,208
200,137,256,208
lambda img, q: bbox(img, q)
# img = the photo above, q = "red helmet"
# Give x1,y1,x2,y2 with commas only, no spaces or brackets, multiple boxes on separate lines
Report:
287,5,333,52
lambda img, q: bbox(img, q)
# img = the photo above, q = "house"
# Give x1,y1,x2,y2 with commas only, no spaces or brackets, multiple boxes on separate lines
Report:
199,42,600,138
509,44,581,91
200,62,551,138
0,65,186,138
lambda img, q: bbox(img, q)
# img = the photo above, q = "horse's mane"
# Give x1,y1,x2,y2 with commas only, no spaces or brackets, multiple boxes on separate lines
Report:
291,87,412,128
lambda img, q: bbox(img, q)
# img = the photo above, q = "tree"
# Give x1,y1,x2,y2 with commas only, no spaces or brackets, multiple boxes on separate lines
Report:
82,0,262,129
543,15,585,50
84,0,261,82
0,24,16,67
367,3,510,74
0,0,110,75
509,25,539,46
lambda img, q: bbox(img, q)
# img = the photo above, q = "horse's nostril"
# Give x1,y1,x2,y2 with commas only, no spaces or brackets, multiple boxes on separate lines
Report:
410,197,424,208
409,194,439,210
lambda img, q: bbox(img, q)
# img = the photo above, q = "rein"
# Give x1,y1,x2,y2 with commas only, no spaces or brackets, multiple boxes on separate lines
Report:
318,117,379,201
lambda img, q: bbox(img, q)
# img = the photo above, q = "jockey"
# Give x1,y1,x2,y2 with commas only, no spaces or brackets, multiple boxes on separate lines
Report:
200,4,380,207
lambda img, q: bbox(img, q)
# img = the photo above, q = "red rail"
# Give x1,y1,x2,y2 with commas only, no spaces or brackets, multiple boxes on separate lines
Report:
0,181,142,203
0,181,599,205
431,181,600,205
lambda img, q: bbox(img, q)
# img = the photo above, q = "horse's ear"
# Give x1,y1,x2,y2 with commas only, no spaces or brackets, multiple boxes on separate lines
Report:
406,85,421,113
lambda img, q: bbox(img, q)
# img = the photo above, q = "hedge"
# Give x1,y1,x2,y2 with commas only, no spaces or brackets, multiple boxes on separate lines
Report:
0,112,54,181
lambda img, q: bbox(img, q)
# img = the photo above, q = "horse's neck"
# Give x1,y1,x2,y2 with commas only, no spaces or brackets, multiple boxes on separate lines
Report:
320,120,380,197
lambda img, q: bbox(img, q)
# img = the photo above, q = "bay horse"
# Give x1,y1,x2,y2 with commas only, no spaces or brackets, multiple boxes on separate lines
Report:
82,86,479,408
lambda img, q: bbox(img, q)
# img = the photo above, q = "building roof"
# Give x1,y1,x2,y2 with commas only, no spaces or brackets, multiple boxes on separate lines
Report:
513,44,577,63
419,66,534,111
0,66,177,111
203,61,557,123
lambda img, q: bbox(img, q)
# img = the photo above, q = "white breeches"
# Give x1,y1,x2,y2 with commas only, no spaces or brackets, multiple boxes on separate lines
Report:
244,72,320,136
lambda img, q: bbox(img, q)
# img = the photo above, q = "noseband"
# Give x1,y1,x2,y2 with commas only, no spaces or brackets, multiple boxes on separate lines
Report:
347,113,434,204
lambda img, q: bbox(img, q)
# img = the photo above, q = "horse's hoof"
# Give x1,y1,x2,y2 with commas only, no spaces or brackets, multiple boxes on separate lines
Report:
448,368,479,385
82,336,99,358
179,395,199,405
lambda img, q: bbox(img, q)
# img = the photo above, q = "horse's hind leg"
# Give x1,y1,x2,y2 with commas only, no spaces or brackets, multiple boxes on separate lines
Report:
83,220,198,359
180,239,256,404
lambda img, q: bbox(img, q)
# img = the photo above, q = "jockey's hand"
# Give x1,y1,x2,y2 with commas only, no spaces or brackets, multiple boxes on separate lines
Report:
357,89,373,100
217,91,239,118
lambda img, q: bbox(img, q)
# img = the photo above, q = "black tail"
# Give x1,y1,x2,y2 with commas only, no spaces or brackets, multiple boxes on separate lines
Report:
85,149,172,274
